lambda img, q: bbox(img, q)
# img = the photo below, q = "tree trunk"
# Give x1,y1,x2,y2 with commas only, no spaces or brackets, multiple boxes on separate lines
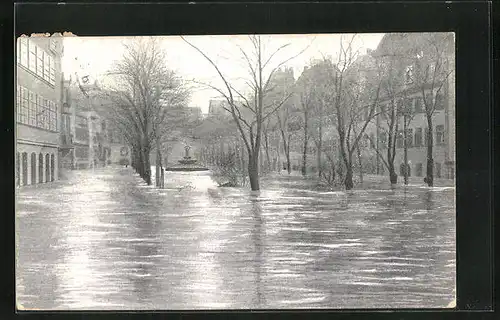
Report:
137,145,144,178
345,165,354,190
141,141,152,185
276,133,281,173
285,140,291,174
426,120,434,187
264,132,271,173
356,143,363,184
317,125,322,178
301,112,308,176
248,153,260,191
389,163,398,184
403,116,409,185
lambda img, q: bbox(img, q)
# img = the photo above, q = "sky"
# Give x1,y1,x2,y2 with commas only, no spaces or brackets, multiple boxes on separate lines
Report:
62,33,384,113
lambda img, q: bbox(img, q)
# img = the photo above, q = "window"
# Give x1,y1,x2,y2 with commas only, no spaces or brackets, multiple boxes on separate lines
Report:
405,65,414,84
435,162,442,178
28,42,37,73
424,93,433,109
16,152,20,187
36,95,42,127
396,130,404,148
424,127,431,146
28,91,36,126
49,101,57,131
43,54,50,82
16,85,20,122
49,56,56,85
20,38,28,67
22,152,28,186
45,154,50,183
38,153,44,183
16,39,20,64
20,87,28,124
17,86,56,131
18,39,56,86
414,127,423,147
435,92,445,110
396,99,404,115
30,152,37,184
403,98,413,115
379,132,387,147
405,128,413,147
416,163,423,177
49,39,57,52
414,97,423,113
428,63,436,77
436,124,445,145
36,47,44,76
50,154,55,182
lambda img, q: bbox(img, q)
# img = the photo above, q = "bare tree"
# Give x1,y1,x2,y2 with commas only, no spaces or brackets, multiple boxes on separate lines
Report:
325,35,382,190
182,35,309,190
295,60,333,179
411,33,454,187
366,50,403,185
102,38,190,186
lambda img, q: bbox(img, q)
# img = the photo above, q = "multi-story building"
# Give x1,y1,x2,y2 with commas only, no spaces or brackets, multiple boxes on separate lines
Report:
363,33,455,180
16,36,63,187
60,78,130,169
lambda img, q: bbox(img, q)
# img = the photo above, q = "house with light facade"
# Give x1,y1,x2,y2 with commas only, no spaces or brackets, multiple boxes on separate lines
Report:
362,33,455,180
16,36,63,187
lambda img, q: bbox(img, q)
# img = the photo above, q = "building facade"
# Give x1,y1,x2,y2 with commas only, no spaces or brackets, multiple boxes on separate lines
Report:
363,33,455,180
60,79,130,170
16,36,63,187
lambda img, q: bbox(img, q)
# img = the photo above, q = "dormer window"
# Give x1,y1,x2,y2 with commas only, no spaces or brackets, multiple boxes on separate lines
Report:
49,39,57,53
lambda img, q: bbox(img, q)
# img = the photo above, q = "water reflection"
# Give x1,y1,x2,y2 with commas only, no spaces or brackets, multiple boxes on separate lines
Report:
16,167,455,310
249,195,264,308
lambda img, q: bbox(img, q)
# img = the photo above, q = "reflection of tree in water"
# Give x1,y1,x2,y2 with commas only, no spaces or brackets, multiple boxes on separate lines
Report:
423,190,433,211
249,194,264,308
126,203,163,307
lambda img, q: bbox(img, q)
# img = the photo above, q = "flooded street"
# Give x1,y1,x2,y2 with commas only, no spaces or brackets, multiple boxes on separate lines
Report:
16,167,455,310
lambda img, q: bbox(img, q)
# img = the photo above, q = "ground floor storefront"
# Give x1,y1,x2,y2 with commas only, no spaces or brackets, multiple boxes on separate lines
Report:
16,142,58,187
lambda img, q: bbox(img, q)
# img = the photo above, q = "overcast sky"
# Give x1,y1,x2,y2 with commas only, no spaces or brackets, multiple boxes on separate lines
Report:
62,34,384,113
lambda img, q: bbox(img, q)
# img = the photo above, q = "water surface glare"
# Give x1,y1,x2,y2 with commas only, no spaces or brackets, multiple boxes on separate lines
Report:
16,167,455,310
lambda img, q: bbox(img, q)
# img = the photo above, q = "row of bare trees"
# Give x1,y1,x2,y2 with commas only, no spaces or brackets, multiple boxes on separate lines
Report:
186,33,454,191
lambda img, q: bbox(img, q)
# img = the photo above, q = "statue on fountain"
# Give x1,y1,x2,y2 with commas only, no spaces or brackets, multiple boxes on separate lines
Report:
178,145,197,165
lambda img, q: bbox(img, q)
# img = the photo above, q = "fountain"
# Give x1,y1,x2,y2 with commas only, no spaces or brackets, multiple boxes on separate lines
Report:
165,145,209,172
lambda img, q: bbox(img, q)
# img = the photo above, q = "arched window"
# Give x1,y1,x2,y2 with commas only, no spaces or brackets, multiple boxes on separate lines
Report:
21,152,28,186
16,152,20,187
45,153,50,183
38,153,44,183
30,152,37,184
50,154,55,182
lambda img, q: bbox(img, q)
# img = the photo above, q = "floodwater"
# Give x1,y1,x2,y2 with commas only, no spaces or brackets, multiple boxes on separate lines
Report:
16,166,455,310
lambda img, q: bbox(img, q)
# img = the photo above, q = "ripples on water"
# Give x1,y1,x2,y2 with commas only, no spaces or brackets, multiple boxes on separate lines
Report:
16,167,455,310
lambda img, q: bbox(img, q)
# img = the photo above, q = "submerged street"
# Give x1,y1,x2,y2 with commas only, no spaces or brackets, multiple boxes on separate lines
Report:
16,167,455,310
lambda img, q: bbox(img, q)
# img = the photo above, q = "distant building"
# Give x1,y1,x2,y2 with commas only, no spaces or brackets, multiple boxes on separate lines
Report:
60,79,130,170
16,36,63,187
208,99,228,115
